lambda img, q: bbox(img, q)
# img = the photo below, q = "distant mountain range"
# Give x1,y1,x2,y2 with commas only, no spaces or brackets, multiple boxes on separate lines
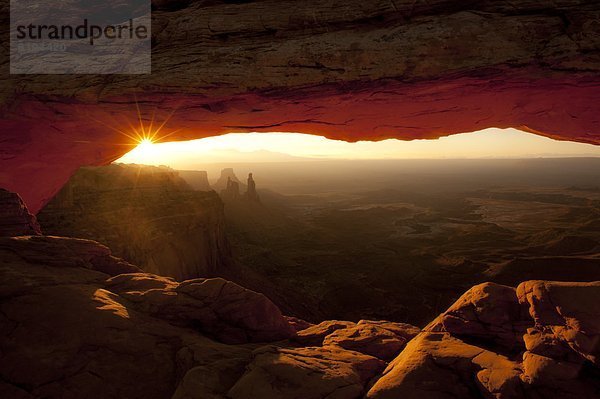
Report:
170,149,316,168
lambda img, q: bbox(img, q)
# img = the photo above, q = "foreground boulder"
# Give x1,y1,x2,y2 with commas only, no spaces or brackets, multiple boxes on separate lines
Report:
322,320,420,361
3,238,600,399
293,319,420,361
426,282,530,352
293,320,357,346
0,237,253,399
228,345,385,399
368,281,600,399
518,281,600,398
106,273,295,344
367,332,523,399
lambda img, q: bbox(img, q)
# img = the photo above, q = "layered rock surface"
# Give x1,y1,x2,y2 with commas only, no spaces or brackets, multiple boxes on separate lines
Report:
37,164,231,280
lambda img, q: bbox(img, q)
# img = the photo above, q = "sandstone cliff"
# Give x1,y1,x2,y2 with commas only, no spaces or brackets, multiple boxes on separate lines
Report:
213,168,246,193
177,170,211,192
37,164,231,280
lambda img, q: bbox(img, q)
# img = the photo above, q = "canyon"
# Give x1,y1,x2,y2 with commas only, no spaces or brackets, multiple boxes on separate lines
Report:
32,161,600,328
1,1,599,397
1,189,599,398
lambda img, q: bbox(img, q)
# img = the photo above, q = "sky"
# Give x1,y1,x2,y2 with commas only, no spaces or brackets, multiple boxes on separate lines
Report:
115,128,600,168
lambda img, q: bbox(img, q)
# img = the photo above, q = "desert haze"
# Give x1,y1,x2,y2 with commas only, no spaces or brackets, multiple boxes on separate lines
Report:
37,157,600,326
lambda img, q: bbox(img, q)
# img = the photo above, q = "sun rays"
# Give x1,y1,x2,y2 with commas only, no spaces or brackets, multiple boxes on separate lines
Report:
127,99,182,146
85,98,182,152
70,99,186,195
72,98,186,171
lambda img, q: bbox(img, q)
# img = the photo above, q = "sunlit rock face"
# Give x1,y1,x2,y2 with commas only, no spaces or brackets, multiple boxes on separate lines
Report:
0,0,599,211
36,164,231,280
367,281,600,399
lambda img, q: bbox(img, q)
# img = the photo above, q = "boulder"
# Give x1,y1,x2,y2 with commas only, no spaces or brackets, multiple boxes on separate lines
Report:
517,281,600,397
367,332,523,399
0,275,249,399
106,274,295,344
323,320,420,360
368,280,600,399
517,280,600,366
426,282,530,352
228,345,385,399
358,320,420,340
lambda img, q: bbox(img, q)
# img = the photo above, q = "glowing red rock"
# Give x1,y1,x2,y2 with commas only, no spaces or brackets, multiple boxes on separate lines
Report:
1,1,599,211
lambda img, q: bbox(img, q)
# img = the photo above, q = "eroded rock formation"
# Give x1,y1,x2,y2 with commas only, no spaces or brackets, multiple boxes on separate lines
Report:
36,164,231,280
0,1,599,212
177,170,211,191
367,281,600,399
0,189,41,237
220,177,241,201
1,190,600,398
245,173,260,202
105,273,294,344
214,168,245,193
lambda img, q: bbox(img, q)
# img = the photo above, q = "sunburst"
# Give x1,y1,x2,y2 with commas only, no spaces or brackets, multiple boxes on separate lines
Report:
85,97,182,155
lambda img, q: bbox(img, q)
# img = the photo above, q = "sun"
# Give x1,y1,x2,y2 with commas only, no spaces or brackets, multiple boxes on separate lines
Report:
122,136,159,163
138,137,154,148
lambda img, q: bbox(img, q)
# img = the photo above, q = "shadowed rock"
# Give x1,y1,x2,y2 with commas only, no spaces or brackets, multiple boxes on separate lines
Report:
0,235,141,276
0,236,251,399
228,345,385,399
0,189,41,237
323,320,420,361
293,320,357,346
37,165,231,280
517,280,600,397
106,273,295,344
